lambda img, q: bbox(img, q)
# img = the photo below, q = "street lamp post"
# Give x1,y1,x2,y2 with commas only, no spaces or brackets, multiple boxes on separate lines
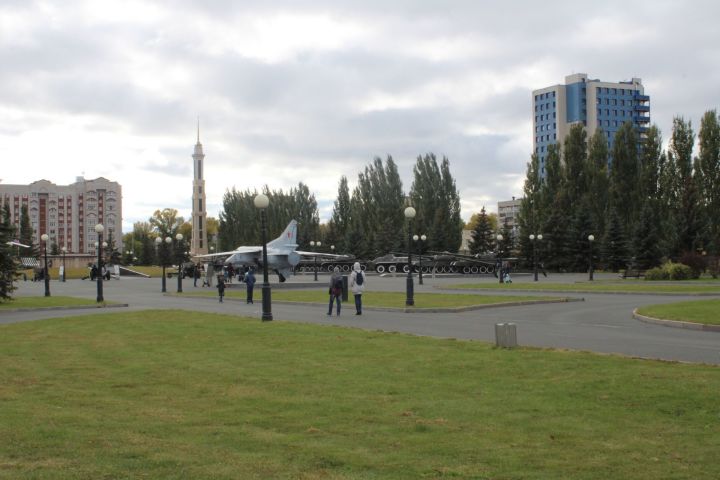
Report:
176,233,184,293
310,240,321,281
154,237,163,292
404,206,416,306
41,233,50,297
254,193,273,321
496,233,504,284
529,234,543,281
61,246,67,282
94,224,104,302
413,234,426,285
588,234,595,281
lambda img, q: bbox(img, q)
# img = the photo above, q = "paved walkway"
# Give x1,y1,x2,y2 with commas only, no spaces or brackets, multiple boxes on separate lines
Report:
3,272,720,365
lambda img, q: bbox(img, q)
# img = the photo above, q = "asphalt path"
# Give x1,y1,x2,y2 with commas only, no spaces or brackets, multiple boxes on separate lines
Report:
2,272,720,365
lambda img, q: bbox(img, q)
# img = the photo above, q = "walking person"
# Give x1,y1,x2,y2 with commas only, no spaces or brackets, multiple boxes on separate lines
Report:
217,275,225,303
193,263,201,287
349,262,365,315
327,266,343,316
245,267,256,304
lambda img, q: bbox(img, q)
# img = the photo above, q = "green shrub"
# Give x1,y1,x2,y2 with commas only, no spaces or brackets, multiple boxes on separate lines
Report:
644,262,694,281
644,267,668,281
668,262,693,280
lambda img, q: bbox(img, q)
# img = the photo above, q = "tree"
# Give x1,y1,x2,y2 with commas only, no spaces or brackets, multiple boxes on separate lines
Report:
601,204,629,272
696,110,720,255
609,122,641,235
19,205,37,258
350,156,405,258
585,129,609,239
410,154,462,252
0,204,19,301
218,183,319,251
149,209,184,239
327,176,352,253
667,117,700,255
632,199,664,270
469,207,494,256
517,154,543,264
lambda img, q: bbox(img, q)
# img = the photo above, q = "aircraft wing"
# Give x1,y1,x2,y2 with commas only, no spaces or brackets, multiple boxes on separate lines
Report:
295,250,349,258
6,241,31,248
195,246,262,259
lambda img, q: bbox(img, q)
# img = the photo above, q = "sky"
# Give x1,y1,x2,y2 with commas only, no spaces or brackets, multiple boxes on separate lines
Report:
1,0,719,234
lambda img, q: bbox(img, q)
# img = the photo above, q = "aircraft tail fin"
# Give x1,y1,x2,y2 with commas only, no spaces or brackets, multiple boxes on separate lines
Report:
267,220,298,249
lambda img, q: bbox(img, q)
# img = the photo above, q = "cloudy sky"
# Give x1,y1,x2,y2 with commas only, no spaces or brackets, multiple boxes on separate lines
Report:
2,0,719,233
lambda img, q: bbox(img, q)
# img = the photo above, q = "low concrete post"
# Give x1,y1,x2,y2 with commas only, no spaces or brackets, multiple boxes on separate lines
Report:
342,275,349,302
495,323,518,348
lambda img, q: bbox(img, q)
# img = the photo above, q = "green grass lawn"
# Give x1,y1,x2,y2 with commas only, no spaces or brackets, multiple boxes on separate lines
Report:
637,299,720,325
0,296,103,309
180,288,561,308
0,310,718,479
447,281,720,294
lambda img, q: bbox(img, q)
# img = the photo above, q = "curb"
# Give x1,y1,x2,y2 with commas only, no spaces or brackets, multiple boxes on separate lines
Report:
632,309,720,332
0,303,129,313
437,286,720,296
175,296,583,313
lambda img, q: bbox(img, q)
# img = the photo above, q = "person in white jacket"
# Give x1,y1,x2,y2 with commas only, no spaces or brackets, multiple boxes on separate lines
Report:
349,262,365,315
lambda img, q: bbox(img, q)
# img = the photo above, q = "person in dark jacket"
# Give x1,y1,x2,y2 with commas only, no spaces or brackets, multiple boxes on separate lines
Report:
193,264,201,287
217,275,226,302
327,267,343,316
245,267,256,304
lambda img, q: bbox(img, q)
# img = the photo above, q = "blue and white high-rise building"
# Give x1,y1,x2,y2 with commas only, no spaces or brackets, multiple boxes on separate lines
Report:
532,73,650,175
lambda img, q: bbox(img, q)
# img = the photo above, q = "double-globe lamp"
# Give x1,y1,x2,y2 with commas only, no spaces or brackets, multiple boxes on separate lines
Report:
529,233,543,281
254,193,273,321
404,206,416,306
40,233,50,297
94,223,104,302
176,233,183,293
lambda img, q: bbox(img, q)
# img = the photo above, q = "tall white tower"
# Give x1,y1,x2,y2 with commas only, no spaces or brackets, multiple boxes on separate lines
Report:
191,121,208,255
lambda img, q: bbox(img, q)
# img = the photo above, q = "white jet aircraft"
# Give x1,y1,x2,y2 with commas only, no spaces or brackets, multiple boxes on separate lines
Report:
200,220,331,282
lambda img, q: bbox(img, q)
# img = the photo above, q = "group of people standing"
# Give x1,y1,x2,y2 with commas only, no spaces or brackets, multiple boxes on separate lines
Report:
191,263,256,304
201,261,368,315
327,262,365,316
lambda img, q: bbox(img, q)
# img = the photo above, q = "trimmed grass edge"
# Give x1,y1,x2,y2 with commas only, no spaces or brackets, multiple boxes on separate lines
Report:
632,308,720,332
167,293,583,313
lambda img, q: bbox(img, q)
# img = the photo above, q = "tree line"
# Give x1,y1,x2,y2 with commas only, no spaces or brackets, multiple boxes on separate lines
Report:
512,110,720,273
217,154,463,259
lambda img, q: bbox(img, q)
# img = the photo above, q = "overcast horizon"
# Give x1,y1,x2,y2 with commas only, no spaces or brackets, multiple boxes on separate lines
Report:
2,0,719,233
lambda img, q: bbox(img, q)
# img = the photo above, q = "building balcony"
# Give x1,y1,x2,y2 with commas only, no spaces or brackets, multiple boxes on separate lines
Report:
634,116,650,123
634,94,650,102
634,104,650,112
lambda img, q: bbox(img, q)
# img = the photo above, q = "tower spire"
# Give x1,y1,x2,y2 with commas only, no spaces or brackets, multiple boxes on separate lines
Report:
196,116,200,144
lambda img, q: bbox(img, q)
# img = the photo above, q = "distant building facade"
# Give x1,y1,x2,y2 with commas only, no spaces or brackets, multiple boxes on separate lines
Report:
498,197,522,240
533,73,650,176
0,176,122,254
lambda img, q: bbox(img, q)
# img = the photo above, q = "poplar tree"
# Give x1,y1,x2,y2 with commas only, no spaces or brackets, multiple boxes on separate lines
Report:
409,154,462,252
609,122,641,234
696,110,720,255
327,176,351,253
585,129,609,238
667,117,700,254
